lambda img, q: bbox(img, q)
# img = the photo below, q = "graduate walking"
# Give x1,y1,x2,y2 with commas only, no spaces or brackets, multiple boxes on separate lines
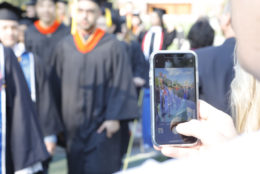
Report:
25,0,70,74
0,3,50,173
0,2,63,173
50,0,139,173
139,7,177,147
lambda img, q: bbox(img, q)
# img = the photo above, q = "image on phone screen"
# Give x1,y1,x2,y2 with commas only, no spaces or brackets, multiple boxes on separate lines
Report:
153,53,197,145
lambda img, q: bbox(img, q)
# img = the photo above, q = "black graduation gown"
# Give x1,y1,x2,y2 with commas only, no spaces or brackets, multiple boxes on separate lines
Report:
24,22,70,72
4,47,49,173
50,33,139,174
162,29,177,49
196,38,236,115
139,28,177,88
138,28,177,50
33,55,63,137
122,40,147,80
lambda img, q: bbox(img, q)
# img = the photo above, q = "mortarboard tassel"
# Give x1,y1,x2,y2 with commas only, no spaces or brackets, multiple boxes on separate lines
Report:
105,8,112,27
126,14,132,30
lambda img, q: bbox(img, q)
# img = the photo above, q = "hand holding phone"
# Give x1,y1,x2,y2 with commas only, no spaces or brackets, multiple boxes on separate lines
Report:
155,100,238,158
150,50,199,146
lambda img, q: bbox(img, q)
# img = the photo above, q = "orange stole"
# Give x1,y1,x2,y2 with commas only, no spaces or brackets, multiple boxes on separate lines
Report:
34,20,61,35
73,28,105,54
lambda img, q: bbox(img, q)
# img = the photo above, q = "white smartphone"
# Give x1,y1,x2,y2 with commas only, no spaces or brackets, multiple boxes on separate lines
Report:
150,50,199,146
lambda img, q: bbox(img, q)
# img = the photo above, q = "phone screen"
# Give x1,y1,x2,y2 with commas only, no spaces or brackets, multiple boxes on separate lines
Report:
153,52,197,145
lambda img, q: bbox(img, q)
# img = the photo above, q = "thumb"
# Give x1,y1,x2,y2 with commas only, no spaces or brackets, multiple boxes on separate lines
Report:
176,119,206,141
97,123,106,134
106,131,113,138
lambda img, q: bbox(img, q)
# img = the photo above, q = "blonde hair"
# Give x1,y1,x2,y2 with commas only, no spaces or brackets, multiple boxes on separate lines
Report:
231,58,260,134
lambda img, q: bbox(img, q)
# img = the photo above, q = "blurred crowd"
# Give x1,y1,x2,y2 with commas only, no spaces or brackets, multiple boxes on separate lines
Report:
0,0,259,174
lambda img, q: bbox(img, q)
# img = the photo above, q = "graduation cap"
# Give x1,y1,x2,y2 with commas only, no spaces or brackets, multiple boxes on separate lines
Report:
56,0,68,4
132,10,140,17
35,0,58,3
19,17,34,26
0,2,23,21
153,7,166,16
152,7,166,27
100,4,122,33
110,9,122,33
25,0,37,6
89,0,108,7
100,2,113,27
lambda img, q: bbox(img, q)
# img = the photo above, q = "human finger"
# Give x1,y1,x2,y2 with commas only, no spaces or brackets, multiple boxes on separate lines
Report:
160,146,199,159
106,130,113,138
97,123,106,134
153,145,162,151
176,119,206,140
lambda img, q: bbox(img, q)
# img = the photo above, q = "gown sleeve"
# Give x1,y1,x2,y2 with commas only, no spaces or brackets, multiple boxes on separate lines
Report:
131,41,147,79
49,41,63,118
5,47,49,172
138,30,146,44
24,28,32,53
164,29,177,48
105,40,139,121
34,55,63,137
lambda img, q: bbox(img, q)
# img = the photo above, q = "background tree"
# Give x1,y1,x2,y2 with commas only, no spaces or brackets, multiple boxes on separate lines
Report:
0,0,29,7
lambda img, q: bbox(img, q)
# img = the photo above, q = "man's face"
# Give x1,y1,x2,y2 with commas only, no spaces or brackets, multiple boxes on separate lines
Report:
36,0,56,24
76,0,100,31
26,5,36,18
150,12,161,27
0,20,19,47
96,15,108,31
132,16,141,27
56,2,67,17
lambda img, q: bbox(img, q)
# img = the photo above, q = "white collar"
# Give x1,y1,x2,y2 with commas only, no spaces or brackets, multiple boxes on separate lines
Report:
12,43,26,58
149,26,163,33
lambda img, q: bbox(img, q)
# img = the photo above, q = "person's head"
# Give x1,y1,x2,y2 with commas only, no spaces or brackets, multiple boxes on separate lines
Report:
230,0,260,134
25,1,37,18
0,20,19,47
159,78,163,86
231,0,260,81
36,0,56,25
150,8,165,28
56,0,68,21
187,17,215,49
97,7,121,34
219,0,235,38
117,22,135,43
19,18,33,43
96,15,107,31
230,0,260,133
76,0,101,33
0,2,22,47
124,1,133,15
132,13,141,28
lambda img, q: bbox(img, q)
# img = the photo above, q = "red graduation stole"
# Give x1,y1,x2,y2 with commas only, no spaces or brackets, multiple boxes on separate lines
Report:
34,20,61,35
141,31,164,51
73,28,105,54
